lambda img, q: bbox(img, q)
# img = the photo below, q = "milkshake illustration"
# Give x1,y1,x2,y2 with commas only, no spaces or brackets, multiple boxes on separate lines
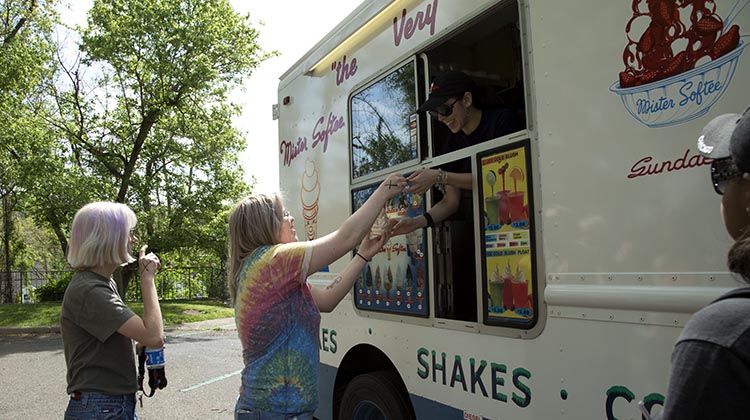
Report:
489,263,503,307
301,159,321,241
508,166,525,222
512,262,529,311
497,163,511,225
501,260,514,311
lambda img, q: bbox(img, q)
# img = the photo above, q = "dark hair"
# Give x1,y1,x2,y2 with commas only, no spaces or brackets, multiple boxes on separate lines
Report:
727,228,750,284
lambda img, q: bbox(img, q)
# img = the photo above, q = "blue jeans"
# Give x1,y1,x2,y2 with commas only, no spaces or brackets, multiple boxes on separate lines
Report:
64,392,138,420
234,398,314,420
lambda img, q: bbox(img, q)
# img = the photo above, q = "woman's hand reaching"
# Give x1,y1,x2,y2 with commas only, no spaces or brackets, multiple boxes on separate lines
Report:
376,173,408,199
359,219,396,259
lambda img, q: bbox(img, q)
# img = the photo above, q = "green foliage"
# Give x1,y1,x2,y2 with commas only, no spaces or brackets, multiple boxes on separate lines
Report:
0,298,233,327
0,0,274,296
3,0,273,275
33,271,73,302
0,1,60,294
48,0,268,250
0,301,62,327
129,299,234,326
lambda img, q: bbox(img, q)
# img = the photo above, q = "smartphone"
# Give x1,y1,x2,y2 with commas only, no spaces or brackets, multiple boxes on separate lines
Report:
638,400,653,420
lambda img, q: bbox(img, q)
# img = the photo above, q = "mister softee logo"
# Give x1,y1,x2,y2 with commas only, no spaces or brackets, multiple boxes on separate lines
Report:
610,0,747,128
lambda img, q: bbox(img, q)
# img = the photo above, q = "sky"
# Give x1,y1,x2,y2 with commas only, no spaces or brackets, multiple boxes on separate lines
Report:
58,0,361,194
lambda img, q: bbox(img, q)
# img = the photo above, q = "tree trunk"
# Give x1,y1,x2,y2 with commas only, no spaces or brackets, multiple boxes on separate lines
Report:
116,110,159,203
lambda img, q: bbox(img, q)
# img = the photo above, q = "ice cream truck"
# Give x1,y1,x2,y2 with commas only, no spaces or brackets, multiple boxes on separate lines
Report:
273,0,750,419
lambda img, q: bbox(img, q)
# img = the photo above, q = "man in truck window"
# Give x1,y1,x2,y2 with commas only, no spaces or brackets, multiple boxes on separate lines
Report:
392,71,519,235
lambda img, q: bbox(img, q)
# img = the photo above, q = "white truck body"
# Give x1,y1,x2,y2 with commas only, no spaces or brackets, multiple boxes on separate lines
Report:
274,0,750,418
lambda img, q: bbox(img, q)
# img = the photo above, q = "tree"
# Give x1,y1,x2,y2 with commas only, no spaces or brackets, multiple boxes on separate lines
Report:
351,63,416,178
37,0,275,292
0,0,58,302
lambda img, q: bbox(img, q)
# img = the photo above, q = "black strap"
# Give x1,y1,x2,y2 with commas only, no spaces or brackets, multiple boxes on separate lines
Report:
137,347,156,398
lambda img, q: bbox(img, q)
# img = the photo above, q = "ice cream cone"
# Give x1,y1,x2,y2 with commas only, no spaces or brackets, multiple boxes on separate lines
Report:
301,159,321,241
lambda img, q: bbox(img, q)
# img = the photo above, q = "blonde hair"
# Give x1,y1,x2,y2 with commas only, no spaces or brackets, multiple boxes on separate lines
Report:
227,193,285,303
67,202,137,269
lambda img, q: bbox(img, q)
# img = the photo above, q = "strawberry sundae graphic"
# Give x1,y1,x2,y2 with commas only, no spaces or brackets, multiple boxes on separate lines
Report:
611,0,748,127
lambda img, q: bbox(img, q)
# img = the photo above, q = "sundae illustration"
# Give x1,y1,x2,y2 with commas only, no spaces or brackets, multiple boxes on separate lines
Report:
406,229,424,259
301,159,321,241
375,266,382,295
395,264,404,296
366,267,373,292
611,0,748,127
370,207,389,238
406,266,415,298
385,266,393,299
410,193,422,208
386,193,408,219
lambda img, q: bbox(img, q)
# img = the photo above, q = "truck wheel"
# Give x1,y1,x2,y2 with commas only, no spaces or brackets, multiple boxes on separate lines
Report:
338,371,415,420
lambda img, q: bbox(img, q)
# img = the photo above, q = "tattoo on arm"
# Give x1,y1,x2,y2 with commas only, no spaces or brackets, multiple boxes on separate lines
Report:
325,275,343,290
139,261,153,275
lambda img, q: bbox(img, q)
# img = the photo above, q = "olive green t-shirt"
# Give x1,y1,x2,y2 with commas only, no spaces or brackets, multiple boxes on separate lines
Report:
61,270,137,395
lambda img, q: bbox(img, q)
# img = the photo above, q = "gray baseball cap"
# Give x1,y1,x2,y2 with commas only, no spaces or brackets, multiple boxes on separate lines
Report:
697,106,750,170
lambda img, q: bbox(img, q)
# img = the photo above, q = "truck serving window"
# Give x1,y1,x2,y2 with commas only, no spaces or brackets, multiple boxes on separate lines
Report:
350,60,419,179
421,0,533,327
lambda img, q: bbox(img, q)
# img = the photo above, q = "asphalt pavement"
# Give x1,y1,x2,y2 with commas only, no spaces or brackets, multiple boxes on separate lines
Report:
0,318,245,420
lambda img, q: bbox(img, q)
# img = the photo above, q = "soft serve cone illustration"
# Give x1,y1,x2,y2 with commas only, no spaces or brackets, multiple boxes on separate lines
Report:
301,158,321,241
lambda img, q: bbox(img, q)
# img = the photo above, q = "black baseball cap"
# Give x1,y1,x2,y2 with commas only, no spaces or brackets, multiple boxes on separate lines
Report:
418,71,476,112
697,106,750,171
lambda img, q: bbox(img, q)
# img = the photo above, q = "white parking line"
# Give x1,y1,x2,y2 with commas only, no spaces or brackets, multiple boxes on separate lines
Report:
180,370,242,393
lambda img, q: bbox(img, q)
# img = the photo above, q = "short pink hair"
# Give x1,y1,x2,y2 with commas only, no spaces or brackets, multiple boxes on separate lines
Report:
67,202,137,269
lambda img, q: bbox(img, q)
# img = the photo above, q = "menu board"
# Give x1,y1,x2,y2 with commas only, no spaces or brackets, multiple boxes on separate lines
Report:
351,184,429,317
476,140,538,327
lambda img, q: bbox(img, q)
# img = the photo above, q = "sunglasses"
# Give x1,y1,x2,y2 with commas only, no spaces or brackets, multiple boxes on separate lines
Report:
711,157,742,195
428,98,459,119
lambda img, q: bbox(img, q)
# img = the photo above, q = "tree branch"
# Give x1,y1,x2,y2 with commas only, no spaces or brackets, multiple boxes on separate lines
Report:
2,0,36,47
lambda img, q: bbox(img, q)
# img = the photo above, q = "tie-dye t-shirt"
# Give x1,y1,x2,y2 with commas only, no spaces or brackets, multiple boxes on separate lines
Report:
234,242,320,413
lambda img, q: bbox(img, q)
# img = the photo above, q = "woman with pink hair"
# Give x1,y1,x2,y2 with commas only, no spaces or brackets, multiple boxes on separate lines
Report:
61,201,164,420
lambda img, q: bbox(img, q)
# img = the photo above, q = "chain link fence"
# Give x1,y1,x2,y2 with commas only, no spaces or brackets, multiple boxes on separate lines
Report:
0,266,228,303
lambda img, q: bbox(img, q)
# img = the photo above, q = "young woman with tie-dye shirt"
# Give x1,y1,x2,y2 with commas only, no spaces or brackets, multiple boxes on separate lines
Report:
227,173,406,420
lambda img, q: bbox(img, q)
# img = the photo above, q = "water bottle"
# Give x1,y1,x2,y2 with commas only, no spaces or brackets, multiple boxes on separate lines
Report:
144,347,167,390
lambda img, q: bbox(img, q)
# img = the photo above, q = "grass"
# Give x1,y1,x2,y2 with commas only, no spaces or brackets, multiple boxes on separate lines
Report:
0,299,234,328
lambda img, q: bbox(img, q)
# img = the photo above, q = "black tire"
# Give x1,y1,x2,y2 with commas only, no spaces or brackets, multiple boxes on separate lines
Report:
338,371,415,420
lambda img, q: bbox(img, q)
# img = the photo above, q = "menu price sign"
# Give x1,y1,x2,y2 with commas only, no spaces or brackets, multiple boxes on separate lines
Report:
476,140,538,328
351,184,429,317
